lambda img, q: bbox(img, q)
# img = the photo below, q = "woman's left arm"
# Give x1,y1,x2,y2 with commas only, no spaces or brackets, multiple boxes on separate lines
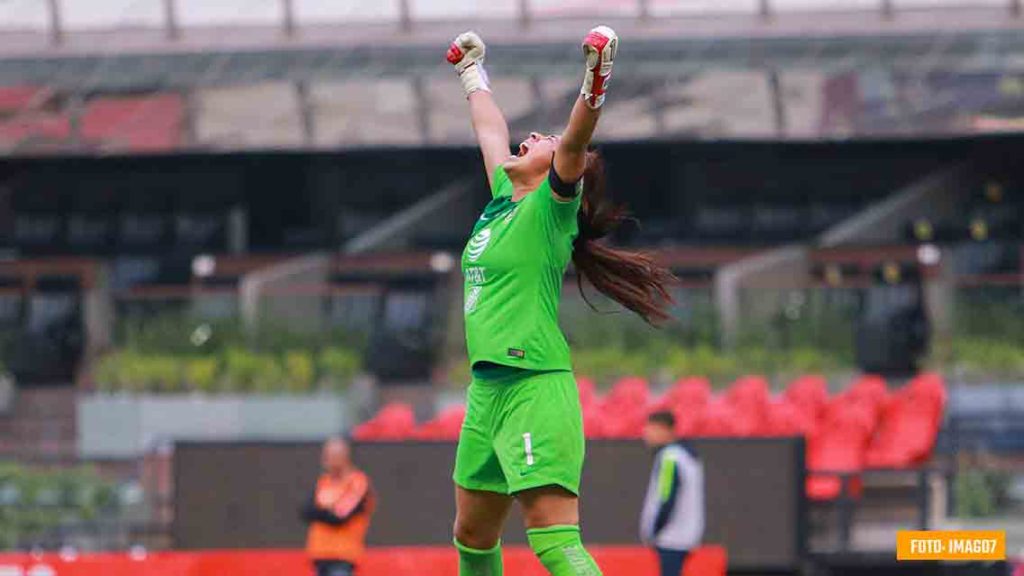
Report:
554,26,618,187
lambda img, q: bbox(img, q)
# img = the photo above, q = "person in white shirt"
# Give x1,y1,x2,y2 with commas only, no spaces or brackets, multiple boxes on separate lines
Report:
640,411,705,576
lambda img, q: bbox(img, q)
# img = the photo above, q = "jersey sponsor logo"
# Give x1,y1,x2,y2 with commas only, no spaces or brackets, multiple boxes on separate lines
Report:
464,266,486,285
464,286,482,313
466,228,492,262
507,348,525,359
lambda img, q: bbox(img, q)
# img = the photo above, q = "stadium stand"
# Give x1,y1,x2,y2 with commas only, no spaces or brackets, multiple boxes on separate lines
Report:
197,83,304,149
81,94,183,152
0,2,1021,158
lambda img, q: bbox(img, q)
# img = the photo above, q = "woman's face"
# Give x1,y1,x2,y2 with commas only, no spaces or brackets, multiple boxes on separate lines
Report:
506,132,560,175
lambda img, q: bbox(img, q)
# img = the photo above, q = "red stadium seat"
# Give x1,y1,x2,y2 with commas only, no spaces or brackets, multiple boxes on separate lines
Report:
659,377,712,411
582,403,606,439
411,405,466,440
724,376,770,435
0,114,71,146
81,94,184,151
599,405,647,438
805,400,875,500
650,377,711,437
727,375,770,402
763,398,816,437
842,374,890,426
597,376,651,438
694,399,742,437
684,545,728,576
784,374,829,422
0,86,43,112
905,372,947,429
607,376,650,408
352,402,416,441
576,376,597,408
673,407,705,437
865,373,946,469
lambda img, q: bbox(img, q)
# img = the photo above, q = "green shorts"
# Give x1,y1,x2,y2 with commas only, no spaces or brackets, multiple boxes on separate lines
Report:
453,369,585,496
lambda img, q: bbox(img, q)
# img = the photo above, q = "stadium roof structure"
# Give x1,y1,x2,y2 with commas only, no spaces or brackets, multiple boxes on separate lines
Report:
3,2,1024,86
1,0,1024,152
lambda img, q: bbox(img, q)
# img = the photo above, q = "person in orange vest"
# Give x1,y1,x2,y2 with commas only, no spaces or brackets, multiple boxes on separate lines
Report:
301,437,375,576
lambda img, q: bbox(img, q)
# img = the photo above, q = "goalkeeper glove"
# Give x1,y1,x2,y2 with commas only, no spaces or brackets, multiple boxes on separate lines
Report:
446,31,490,97
580,25,618,109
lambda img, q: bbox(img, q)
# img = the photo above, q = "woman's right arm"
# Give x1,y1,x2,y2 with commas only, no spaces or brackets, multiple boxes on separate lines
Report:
468,91,511,189
447,32,510,189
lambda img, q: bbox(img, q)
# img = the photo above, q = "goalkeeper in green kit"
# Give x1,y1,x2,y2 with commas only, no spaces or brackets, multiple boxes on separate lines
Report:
446,25,676,576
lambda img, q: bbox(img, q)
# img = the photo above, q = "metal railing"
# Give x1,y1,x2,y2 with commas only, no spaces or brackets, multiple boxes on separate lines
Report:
809,468,941,554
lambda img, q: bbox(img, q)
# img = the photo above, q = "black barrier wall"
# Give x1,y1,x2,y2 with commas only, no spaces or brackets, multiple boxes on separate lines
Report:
174,438,806,571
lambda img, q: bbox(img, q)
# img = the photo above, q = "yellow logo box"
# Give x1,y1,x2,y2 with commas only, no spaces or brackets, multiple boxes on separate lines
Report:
896,530,1006,561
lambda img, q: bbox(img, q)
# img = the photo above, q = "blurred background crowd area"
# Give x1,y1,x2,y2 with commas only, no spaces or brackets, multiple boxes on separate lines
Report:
0,0,1021,568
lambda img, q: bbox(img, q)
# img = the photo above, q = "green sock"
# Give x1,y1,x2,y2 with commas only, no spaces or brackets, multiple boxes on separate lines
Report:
526,525,602,576
455,537,503,576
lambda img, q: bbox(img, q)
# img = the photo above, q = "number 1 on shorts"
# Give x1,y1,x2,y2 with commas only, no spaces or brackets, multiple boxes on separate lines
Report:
522,432,535,466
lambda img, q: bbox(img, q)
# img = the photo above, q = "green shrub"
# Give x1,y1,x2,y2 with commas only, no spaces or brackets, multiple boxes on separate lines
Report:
565,343,848,389
318,347,361,392
183,357,220,393
222,348,284,393
284,350,316,393
149,356,182,392
0,464,117,550
95,344,364,395
572,347,649,384
116,310,373,357
94,353,123,393
94,352,181,393
954,469,1012,518
665,345,741,385
952,338,1024,378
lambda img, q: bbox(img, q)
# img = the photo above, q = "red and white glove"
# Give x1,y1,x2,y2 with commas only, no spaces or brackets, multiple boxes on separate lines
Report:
446,31,490,97
580,25,618,109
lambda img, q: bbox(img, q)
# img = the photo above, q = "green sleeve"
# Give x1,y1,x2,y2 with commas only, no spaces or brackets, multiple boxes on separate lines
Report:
536,178,582,233
658,455,677,503
550,183,582,231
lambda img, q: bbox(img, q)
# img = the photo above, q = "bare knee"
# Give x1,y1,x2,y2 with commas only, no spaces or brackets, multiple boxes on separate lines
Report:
453,517,501,550
518,485,579,529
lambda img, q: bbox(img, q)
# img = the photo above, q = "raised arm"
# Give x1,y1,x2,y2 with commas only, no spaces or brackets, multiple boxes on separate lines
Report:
447,32,511,188
468,92,511,188
554,26,618,185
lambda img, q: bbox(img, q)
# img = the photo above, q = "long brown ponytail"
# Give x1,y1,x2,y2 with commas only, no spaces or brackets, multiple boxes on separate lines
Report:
572,150,677,325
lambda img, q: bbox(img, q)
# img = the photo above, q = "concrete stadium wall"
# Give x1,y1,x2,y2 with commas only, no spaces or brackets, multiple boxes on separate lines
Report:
78,395,349,459
173,438,806,572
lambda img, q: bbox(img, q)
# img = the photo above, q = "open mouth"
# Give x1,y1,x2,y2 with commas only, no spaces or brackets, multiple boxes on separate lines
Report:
518,142,530,157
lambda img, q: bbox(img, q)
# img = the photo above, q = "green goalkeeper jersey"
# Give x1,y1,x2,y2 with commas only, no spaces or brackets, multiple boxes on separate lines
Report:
462,165,582,372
